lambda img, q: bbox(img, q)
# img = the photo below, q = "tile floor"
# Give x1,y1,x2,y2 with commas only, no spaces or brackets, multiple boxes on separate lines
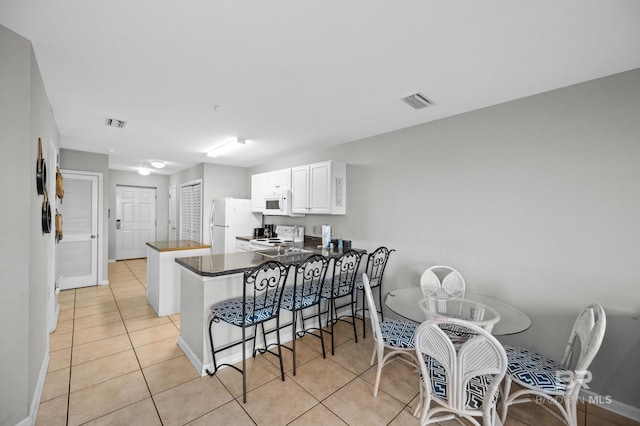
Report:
36,259,638,426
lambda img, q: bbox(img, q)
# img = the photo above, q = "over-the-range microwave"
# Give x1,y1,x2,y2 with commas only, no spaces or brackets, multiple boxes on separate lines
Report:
264,189,303,216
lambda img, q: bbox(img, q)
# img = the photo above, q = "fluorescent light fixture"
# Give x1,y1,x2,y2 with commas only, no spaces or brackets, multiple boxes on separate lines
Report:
207,138,246,158
138,163,151,175
150,160,165,169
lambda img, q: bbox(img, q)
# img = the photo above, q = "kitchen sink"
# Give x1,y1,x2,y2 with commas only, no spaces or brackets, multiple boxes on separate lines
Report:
256,248,315,259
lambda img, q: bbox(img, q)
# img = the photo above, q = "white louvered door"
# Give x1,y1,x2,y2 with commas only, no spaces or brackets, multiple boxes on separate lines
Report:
57,173,98,289
179,181,202,242
115,186,157,260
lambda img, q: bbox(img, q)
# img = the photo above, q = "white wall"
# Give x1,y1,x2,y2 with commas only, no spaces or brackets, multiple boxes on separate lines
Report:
250,69,640,409
169,162,249,245
1,24,60,426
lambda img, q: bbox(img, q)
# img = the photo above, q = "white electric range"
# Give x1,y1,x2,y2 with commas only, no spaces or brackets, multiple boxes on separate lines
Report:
248,225,304,251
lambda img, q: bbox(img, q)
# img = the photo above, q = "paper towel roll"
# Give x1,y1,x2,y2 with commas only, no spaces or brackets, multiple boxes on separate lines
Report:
322,225,331,248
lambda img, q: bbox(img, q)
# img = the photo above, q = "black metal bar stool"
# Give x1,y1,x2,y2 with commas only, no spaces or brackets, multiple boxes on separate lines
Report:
205,260,290,403
320,249,363,355
354,246,395,339
279,254,330,375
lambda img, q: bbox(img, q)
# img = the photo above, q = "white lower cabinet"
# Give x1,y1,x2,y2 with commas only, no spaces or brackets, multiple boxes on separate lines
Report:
291,161,346,215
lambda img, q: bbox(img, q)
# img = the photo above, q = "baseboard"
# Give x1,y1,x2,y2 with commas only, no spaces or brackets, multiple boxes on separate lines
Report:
177,337,205,376
108,258,116,263
178,327,296,377
16,351,50,426
580,389,640,422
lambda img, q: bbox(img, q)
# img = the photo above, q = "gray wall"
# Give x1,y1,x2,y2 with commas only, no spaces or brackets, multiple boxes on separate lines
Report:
169,162,249,245
108,170,170,260
250,69,640,409
1,25,59,425
60,148,110,283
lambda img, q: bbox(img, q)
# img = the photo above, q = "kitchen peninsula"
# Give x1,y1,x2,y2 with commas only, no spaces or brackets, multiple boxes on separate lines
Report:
175,246,364,376
146,240,211,317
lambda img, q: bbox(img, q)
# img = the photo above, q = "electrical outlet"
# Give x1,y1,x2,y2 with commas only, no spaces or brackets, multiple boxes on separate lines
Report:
312,225,317,234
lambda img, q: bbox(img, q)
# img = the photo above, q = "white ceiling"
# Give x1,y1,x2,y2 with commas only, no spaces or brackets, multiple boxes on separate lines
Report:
2,1,640,175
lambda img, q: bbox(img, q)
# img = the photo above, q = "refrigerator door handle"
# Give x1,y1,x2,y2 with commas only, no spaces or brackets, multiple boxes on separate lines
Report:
209,200,215,250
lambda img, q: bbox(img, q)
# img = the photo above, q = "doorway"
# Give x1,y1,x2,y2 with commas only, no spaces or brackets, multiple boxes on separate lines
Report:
57,171,99,290
115,185,157,259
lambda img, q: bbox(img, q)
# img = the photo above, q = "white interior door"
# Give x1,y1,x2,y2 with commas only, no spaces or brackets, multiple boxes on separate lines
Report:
169,185,177,240
57,172,98,290
116,186,157,259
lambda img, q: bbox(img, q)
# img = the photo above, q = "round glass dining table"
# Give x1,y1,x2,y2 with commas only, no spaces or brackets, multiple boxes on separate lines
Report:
384,287,531,336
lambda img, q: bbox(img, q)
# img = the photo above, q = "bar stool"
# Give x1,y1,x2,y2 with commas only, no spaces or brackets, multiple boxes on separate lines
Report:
280,254,330,375
320,249,363,354
354,246,395,338
206,260,290,403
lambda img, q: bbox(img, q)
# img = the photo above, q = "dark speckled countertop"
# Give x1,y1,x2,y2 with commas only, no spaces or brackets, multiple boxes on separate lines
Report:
146,240,211,252
175,246,365,277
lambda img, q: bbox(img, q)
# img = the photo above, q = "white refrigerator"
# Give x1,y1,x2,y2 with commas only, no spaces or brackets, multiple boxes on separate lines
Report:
209,198,262,254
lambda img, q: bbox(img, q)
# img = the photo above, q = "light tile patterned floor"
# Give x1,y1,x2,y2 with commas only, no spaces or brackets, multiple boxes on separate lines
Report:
36,259,637,425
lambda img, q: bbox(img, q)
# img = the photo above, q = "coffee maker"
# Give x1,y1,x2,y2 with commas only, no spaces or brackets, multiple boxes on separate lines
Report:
264,224,276,238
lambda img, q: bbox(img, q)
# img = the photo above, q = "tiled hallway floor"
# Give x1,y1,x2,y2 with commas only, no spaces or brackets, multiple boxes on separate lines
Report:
36,259,636,425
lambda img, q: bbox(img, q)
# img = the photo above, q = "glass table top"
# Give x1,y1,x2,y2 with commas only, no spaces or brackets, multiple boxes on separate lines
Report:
384,287,531,336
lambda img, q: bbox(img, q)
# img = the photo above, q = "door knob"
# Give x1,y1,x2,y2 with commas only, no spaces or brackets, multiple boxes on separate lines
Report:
90,235,96,239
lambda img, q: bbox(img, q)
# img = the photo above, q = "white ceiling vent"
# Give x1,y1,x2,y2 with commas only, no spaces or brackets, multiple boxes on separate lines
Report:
104,117,127,128
401,93,434,110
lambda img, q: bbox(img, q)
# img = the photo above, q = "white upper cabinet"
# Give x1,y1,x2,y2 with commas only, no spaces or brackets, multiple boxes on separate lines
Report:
291,161,346,215
266,168,291,191
251,168,292,212
250,173,268,212
291,165,309,214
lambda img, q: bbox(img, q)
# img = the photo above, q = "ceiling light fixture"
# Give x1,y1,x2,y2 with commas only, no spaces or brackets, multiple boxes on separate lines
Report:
150,161,166,169
207,138,246,158
138,163,150,176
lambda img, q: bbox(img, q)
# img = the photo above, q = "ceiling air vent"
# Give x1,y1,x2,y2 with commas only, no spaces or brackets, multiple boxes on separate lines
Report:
104,117,127,128
401,93,434,110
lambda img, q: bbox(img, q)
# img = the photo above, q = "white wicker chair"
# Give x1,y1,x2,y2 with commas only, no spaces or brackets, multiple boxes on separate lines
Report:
419,297,501,333
414,318,507,425
362,273,419,397
500,304,607,426
420,265,466,299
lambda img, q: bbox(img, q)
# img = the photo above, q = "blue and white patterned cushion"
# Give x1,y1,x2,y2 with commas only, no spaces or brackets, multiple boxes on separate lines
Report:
280,284,321,311
379,319,418,348
426,356,497,410
354,275,380,290
504,345,569,394
211,293,280,326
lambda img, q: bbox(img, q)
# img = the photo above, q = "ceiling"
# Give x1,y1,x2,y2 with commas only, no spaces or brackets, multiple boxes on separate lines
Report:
2,1,640,176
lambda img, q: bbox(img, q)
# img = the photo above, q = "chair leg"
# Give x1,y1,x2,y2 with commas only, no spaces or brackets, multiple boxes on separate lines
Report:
317,303,326,358
373,347,384,397
351,293,358,343
376,285,384,322
361,288,367,339
241,324,247,403
275,317,285,382
500,376,513,424
292,310,298,376
329,298,336,355
205,316,218,376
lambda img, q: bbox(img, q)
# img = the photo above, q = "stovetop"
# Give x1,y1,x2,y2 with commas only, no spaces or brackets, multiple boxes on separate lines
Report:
250,225,304,248
249,237,293,247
